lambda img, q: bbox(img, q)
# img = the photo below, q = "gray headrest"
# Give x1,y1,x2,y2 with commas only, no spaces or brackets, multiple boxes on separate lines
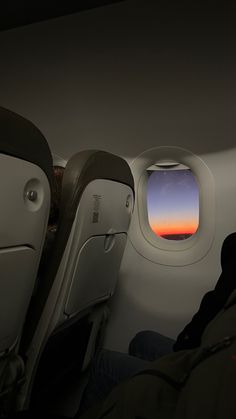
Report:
60,150,134,223
0,107,53,186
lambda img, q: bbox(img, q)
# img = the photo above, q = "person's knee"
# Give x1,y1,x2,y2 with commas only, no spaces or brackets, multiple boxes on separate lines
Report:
129,330,155,357
129,330,175,361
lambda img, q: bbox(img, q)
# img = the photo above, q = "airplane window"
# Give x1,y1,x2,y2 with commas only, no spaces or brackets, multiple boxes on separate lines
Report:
147,166,199,241
129,147,214,265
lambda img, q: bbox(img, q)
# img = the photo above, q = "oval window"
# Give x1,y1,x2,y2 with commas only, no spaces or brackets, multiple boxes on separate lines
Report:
147,163,199,241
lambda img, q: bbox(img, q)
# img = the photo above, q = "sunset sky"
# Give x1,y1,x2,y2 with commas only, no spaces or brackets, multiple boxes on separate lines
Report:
147,169,199,237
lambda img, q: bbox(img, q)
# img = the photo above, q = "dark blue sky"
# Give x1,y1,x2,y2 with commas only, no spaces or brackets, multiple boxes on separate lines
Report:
147,169,199,236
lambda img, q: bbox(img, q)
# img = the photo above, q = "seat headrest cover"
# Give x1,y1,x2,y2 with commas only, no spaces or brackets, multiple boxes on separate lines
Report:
0,107,53,187
221,232,236,270
60,149,134,219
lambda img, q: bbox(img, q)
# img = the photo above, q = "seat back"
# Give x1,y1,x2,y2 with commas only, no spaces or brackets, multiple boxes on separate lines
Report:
0,107,53,414
63,154,134,316
22,150,134,409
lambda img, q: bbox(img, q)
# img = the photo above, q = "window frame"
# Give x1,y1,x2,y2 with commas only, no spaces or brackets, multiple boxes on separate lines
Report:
128,146,215,266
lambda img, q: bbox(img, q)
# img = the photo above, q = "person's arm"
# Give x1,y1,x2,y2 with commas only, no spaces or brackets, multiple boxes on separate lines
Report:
173,265,235,351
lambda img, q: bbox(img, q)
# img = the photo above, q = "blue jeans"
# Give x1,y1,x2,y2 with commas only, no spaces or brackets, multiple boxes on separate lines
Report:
78,331,175,415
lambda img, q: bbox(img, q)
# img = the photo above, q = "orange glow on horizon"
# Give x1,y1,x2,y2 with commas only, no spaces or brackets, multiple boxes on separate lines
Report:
150,221,198,236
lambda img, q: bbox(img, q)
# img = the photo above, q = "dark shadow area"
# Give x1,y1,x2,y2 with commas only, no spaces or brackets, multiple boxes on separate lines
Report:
0,1,127,32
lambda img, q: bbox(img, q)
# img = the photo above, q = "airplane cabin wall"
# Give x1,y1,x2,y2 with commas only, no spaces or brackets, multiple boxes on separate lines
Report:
104,148,236,351
0,1,235,351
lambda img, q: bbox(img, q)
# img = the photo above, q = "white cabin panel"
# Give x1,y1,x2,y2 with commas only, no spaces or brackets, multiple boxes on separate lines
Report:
104,147,236,352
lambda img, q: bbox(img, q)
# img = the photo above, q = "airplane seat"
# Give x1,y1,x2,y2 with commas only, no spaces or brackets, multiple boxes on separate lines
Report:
0,107,53,416
58,150,135,318
21,150,134,411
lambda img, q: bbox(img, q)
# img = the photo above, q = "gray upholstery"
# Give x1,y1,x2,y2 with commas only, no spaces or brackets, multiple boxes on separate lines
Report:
0,107,53,413
21,150,134,408
0,107,53,188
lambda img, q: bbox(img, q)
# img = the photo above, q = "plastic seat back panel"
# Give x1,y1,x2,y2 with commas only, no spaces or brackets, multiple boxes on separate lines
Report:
65,233,127,316
0,153,50,353
60,178,133,316
0,246,36,353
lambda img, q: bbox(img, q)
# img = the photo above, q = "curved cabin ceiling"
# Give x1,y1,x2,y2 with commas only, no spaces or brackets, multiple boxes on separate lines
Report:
0,1,236,159
1,1,235,32
0,1,127,31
